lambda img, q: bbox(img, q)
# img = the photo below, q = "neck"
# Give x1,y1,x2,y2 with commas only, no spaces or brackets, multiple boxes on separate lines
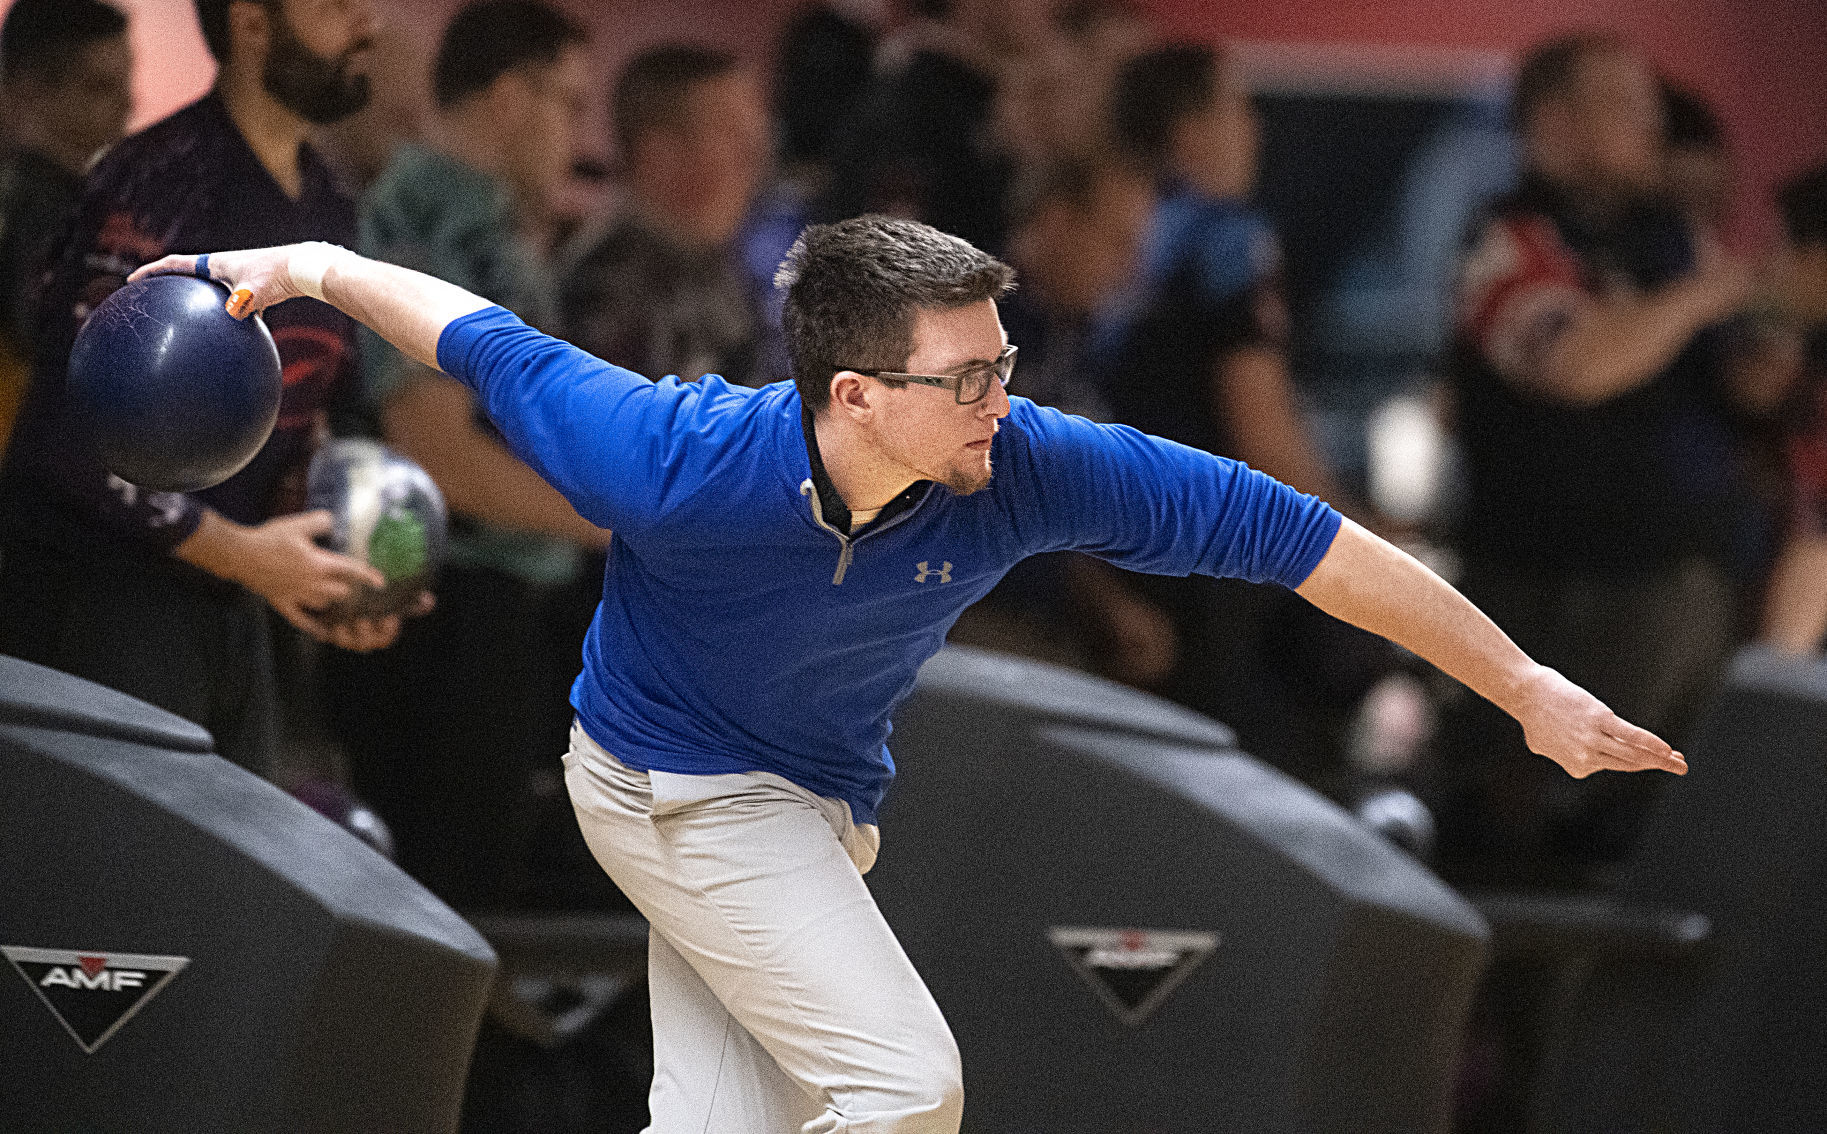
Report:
628,178,723,252
435,108,550,240
812,409,918,514
7,116,91,176
434,106,510,185
216,68,311,198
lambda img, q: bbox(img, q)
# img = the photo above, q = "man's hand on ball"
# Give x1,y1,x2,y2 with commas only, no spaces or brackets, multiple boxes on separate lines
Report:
130,243,348,319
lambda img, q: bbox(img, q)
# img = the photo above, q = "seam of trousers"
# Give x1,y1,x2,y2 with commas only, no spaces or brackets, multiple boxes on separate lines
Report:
701,1015,731,1134
648,789,861,1124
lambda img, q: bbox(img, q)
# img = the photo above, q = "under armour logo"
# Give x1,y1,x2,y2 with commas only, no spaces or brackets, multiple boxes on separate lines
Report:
914,561,953,584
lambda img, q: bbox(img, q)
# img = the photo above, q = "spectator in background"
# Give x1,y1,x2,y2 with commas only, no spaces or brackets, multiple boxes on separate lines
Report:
1434,32,1791,879
819,0,1057,253
561,45,770,385
999,156,1152,421
750,4,886,379
1759,164,1827,654
951,155,1179,687
0,0,131,454
998,0,1155,166
0,0,390,777
1105,43,1344,502
774,1,883,191
1661,80,1731,242
322,0,615,910
1099,43,1385,783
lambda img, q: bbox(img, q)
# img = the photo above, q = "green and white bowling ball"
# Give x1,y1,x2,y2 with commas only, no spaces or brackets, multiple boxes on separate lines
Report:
305,438,447,620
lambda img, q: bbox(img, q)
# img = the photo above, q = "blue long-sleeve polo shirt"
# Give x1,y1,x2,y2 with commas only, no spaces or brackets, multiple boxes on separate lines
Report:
438,306,1341,824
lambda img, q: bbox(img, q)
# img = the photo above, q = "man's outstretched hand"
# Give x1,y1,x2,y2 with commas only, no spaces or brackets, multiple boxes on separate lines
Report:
130,244,334,319
1506,664,1686,778
131,243,490,374
1294,519,1687,781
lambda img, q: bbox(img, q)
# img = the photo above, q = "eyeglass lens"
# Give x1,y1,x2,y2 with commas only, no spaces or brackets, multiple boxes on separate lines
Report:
959,350,1016,404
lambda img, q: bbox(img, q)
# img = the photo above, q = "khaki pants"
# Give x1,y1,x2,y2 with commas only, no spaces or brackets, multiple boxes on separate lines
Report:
563,724,964,1133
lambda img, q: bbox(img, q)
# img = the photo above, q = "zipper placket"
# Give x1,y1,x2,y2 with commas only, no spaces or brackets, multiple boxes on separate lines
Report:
800,479,932,585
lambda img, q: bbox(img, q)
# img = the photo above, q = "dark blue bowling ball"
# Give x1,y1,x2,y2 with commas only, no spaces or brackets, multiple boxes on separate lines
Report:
67,273,282,492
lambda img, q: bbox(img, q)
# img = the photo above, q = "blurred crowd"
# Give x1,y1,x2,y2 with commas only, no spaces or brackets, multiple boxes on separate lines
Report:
6,0,1827,895
4,0,1826,1127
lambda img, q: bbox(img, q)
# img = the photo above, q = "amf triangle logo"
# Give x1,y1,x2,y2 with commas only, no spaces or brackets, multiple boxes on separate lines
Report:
3,945,189,1053
1049,926,1218,1028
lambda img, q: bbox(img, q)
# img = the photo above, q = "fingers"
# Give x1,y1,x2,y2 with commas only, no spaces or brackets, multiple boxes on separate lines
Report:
286,512,385,591
325,616,401,653
300,571,357,608
1595,735,1688,774
275,599,337,643
127,254,201,283
1551,731,1688,778
289,508,336,537
276,595,403,652
1598,712,1686,773
315,550,386,591
1603,715,1674,756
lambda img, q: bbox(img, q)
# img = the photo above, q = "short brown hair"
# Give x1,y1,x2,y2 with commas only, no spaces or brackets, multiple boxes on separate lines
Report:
434,0,586,110
775,216,1016,412
1111,43,1219,174
1511,31,1633,131
613,44,739,160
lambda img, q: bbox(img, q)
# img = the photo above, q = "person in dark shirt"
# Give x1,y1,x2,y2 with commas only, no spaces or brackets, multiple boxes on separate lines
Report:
0,0,392,776
1098,43,1387,781
1103,43,1343,500
818,0,1026,253
0,0,132,454
1435,33,1791,877
952,154,1182,688
562,44,770,386
1758,164,1827,654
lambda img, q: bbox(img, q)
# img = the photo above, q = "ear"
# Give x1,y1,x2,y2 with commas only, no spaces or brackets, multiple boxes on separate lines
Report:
829,370,875,420
227,0,272,60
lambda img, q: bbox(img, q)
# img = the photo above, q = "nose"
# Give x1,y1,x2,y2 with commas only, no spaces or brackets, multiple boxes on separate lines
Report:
980,377,1011,419
351,0,381,42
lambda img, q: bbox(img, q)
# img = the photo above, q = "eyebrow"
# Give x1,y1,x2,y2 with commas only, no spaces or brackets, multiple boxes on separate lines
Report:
939,345,1011,373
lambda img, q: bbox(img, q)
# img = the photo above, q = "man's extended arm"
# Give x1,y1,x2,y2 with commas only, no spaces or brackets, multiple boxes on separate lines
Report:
134,243,676,537
132,242,489,369
1295,518,1685,778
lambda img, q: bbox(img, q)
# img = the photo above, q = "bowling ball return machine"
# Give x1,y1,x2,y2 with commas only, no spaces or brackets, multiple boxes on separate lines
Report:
0,655,497,1134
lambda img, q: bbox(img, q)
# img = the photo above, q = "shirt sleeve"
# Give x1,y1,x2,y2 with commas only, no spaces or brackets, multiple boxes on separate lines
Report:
436,305,740,533
1002,398,1341,588
1457,214,1590,387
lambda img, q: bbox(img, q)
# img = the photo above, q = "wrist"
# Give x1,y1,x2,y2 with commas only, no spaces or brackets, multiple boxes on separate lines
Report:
287,242,352,302
173,510,254,588
1490,660,1556,719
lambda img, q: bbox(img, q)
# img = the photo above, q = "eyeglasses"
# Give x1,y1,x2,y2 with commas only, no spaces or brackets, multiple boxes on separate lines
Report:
845,345,1017,406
